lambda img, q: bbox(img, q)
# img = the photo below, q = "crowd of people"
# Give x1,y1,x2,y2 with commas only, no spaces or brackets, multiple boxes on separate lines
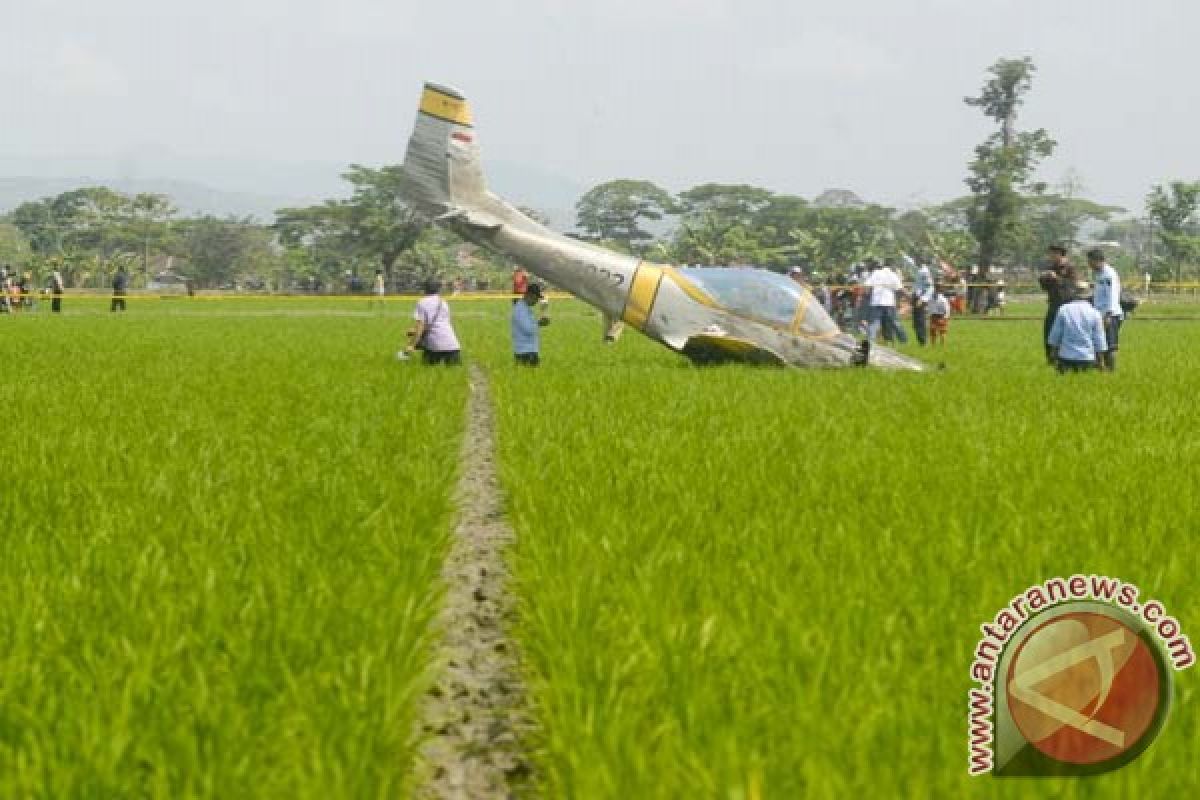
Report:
789,246,1128,372
9,250,1127,374
0,266,40,313
794,257,967,348
1041,246,1127,373
0,264,110,314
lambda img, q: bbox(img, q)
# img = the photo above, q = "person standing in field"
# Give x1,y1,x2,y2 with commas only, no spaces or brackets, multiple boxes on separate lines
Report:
1038,244,1078,365
9,269,25,312
865,259,907,344
1088,248,1123,372
928,284,951,346
404,279,462,365
50,269,65,313
911,259,933,346
1047,281,1107,374
19,271,33,310
369,269,385,310
0,267,12,314
111,267,128,312
511,282,550,366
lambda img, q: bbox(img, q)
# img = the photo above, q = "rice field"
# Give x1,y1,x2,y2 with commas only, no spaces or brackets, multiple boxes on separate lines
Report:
1,308,464,797
2,296,1197,798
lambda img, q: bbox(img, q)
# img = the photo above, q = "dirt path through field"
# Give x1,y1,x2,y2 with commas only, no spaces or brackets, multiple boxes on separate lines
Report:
414,364,533,799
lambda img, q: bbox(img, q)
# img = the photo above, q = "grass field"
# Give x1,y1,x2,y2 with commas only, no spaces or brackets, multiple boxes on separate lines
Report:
469,302,1199,798
3,296,1197,798
1,309,464,797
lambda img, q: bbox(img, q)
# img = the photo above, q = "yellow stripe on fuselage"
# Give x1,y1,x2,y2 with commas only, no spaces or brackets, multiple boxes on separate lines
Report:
662,266,718,308
419,87,473,127
622,263,665,330
790,289,813,335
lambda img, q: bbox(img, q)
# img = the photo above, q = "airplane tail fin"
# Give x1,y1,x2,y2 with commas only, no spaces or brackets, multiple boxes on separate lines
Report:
400,82,488,215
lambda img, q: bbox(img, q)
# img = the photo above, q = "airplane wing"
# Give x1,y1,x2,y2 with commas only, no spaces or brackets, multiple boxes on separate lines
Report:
680,333,786,366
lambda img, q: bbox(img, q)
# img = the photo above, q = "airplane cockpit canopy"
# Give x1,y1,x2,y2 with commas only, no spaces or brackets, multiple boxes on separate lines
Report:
676,267,840,339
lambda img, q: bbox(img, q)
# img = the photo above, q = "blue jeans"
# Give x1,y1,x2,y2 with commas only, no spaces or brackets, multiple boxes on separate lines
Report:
868,306,907,344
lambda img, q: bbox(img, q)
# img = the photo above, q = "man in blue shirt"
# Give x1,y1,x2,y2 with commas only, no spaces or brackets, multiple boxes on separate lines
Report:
511,282,550,366
911,260,933,346
1047,281,1107,373
1088,248,1123,372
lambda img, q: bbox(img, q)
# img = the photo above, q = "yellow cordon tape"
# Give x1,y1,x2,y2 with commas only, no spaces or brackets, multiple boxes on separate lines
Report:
13,292,576,301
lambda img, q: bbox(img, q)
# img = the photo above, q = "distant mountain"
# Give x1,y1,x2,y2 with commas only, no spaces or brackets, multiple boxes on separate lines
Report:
0,153,588,230
0,176,320,221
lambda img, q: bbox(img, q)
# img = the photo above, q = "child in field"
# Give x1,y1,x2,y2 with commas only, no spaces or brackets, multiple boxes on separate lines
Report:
929,284,951,346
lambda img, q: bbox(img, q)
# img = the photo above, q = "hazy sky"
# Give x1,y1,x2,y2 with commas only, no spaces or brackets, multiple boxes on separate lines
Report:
5,0,1197,209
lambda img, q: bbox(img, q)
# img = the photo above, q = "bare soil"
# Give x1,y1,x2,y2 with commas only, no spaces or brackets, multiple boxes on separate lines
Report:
414,365,533,799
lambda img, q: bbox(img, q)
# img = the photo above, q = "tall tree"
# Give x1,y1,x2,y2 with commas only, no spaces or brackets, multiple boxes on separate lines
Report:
575,179,675,253
784,206,896,272
672,184,775,265
964,57,1056,267
275,164,425,286
0,222,32,265
1021,194,1123,262
124,193,177,281
8,187,178,286
1146,181,1200,284
671,215,771,266
677,183,774,228
178,216,276,288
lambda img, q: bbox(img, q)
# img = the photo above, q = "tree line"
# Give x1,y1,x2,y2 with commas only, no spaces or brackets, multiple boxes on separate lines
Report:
0,167,515,291
573,59,1199,282
2,58,1198,290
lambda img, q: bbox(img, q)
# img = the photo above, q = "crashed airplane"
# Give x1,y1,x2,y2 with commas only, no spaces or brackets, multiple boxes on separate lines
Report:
400,82,925,371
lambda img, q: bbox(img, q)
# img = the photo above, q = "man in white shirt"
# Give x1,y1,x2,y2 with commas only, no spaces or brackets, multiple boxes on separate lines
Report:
1047,281,1107,373
1087,248,1123,372
864,259,907,344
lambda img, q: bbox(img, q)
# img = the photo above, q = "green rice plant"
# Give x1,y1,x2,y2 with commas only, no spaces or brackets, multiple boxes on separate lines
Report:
4,297,1196,798
0,309,465,798
472,302,1199,798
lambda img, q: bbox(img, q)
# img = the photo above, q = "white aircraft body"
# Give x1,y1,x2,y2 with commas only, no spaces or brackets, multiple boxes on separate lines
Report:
400,83,925,371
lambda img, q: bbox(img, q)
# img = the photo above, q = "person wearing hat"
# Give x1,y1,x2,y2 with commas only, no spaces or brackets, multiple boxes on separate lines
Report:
1047,280,1107,374
1088,248,1123,371
511,282,550,366
1038,244,1079,365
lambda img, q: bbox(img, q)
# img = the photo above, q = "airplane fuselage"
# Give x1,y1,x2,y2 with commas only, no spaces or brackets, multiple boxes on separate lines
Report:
401,81,925,371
